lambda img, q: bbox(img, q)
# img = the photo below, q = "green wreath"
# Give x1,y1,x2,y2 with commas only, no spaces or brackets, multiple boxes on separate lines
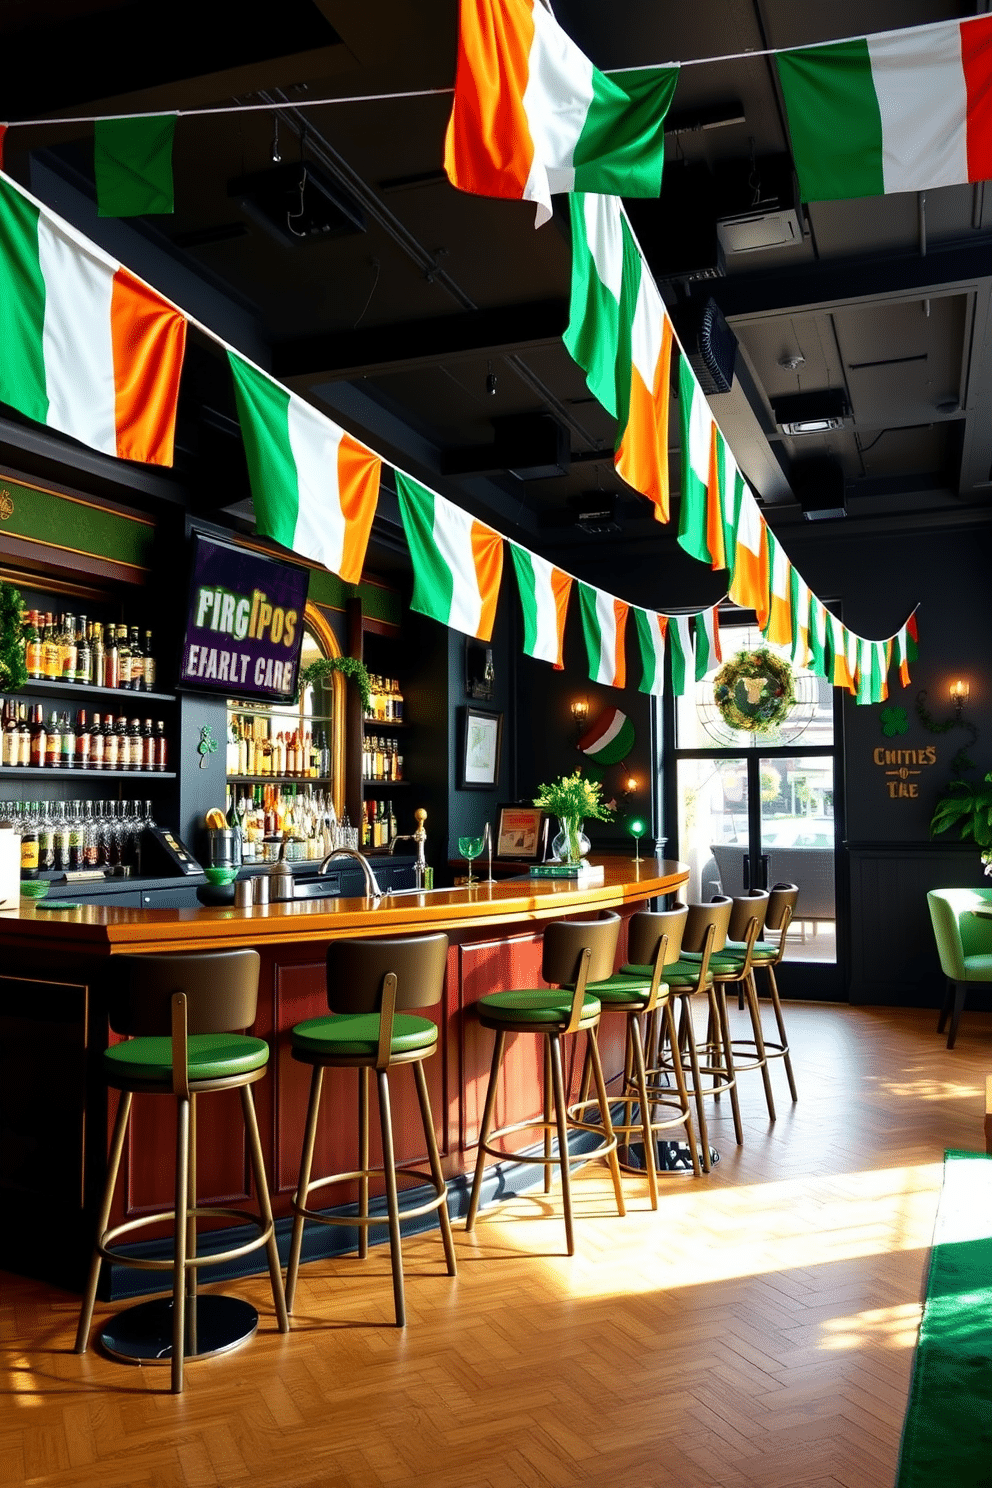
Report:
713,648,795,733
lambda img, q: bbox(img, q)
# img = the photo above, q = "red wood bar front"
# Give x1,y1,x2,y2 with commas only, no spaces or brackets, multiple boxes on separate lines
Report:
0,859,687,1288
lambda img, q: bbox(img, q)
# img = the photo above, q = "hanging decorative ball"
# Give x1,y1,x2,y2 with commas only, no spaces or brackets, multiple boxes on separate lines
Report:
712,648,796,733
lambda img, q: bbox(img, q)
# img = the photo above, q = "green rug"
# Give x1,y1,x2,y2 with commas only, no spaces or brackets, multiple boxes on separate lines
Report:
896,1150,992,1488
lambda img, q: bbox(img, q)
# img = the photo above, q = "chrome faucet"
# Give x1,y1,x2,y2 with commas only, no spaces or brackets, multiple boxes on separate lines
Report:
388,807,428,890
318,847,383,899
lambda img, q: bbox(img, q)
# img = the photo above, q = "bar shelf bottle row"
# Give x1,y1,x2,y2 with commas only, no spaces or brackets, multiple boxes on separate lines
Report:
10,798,157,878
24,611,157,691
1,702,168,771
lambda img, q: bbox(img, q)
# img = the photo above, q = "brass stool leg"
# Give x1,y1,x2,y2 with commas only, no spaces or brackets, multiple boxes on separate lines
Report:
766,965,798,1101
714,987,743,1146
286,1064,325,1313
543,1039,554,1194
744,972,776,1121
240,1085,289,1333
466,1030,506,1232
548,1033,575,1255
627,1013,659,1209
661,1001,701,1177
75,1090,132,1354
585,1028,626,1219
412,1059,457,1276
678,1001,711,1173
172,1093,191,1394
358,1066,370,1260
185,1094,198,1363
376,1069,405,1326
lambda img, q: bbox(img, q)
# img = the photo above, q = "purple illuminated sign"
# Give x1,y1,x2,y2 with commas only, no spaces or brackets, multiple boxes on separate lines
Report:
180,536,308,700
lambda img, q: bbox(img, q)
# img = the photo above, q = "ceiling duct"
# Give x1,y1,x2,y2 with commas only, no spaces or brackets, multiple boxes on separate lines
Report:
772,389,850,436
673,298,738,395
714,155,803,256
792,457,847,521
570,492,621,534
624,163,725,283
442,413,570,480
228,161,366,245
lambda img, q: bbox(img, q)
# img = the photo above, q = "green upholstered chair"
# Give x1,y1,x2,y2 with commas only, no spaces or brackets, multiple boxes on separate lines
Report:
285,933,456,1328
74,949,289,1394
928,888,992,1048
573,905,700,1206
466,912,626,1256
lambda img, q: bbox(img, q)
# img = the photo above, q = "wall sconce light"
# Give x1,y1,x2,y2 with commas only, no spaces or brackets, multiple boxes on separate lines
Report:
620,772,638,799
950,678,970,718
570,698,589,742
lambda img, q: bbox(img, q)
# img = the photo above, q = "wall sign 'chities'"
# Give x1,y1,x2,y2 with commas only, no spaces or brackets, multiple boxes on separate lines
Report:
872,745,938,798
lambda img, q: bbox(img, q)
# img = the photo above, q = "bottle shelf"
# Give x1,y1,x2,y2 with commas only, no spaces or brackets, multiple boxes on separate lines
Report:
0,768,176,779
227,774,333,786
362,719,407,729
20,680,175,704
362,779,409,788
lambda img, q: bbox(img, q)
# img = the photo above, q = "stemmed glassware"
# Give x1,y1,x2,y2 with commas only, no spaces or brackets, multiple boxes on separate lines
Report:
457,833,485,886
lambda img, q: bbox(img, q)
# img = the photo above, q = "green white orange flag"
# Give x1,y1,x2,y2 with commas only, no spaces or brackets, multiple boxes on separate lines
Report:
395,473,504,641
790,572,812,669
577,582,628,688
667,614,694,697
94,115,176,217
725,468,770,627
894,612,919,685
693,607,722,680
510,544,572,666
777,15,992,203
564,193,674,520
228,353,381,586
632,608,667,695
856,637,889,705
808,596,829,679
0,173,186,465
826,613,857,693
444,0,678,227
678,355,724,569
765,531,793,646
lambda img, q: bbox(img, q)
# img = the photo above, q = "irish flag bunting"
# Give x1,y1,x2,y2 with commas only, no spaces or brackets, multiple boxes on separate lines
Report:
633,608,667,695
765,532,793,646
616,269,674,522
444,0,678,227
895,613,919,685
826,612,856,693
228,353,381,586
790,572,811,669
510,544,572,667
777,15,992,203
693,607,722,680
577,581,628,688
94,115,176,218
667,614,694,697
678,356,724,569
808,596,829,678
0,173,186,466
727,482,770,627
396,473,504,641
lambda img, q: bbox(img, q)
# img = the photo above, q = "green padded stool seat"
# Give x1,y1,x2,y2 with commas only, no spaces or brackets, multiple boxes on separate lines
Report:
285,934,456,1329
75,949,289,1395
466,913,626,1255
622,956,718,984
577,904,700,1204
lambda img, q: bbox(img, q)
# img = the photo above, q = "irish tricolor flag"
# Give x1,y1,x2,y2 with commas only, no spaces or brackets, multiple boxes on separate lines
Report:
667,614,694,697
228,353,381,586
577,582,628,688
396,473,504,641
777,15,992,202
565,194,675,521
765,532,793,646
790,572,811,669
894,611,920,686
693,608,722,681
633,608,668,695
0,173,186,465
510,544,572,667
445,0,678,226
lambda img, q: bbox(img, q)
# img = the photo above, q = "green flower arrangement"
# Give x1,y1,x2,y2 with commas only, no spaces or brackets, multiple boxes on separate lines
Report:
533,770,615,821
713,648,795,733
297,655,372,717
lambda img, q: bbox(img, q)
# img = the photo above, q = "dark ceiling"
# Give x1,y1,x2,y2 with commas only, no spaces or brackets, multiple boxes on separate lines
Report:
2,0,990,606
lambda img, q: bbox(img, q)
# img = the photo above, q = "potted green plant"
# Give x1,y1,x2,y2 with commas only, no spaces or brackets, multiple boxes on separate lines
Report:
0,581,28,694
929,771,992,875
533,769,614,865
297,656,373,717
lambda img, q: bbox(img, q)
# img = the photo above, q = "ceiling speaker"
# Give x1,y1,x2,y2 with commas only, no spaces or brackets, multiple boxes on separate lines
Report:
673,298,738,395
792,457,847,521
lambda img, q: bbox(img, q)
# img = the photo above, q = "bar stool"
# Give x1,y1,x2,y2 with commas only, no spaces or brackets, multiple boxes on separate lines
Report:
702,891,773,1120
74,949,289,1394
571,905,700,1207
285,933,456,1328
721,883,799,1104
621,898,732,1172
466,912,625,1255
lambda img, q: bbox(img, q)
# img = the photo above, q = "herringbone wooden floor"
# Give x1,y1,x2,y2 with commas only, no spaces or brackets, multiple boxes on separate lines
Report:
2,1002,989,1488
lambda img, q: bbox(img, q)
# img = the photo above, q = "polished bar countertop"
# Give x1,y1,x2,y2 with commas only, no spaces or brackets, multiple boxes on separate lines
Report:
0,857,689,956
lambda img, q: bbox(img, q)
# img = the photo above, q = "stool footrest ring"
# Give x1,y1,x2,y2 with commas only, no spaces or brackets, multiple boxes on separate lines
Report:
294,1165,447,1229
97,1206,274,1273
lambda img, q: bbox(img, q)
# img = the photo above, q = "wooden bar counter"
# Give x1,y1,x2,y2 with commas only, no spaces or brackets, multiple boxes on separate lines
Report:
0,857,687,1291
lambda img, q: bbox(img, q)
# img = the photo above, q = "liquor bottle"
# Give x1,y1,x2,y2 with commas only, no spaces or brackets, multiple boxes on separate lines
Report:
123,717,138,770
103,714,120,771
45,710,61,768
90,711,105,771
42,613,60,681
25,611,43,681
75,616,92,685
59,612,77,683
75,709,91,768
82,801,99,868
53,802,69,871
393,678,404,723
67,801,83,870
37,803,54,872
129,627,144,691
91,622,105,691
20,805,39,880
3,701,18,767
143,630,156,691
154,720,168,773
103,625,119,689
142,719,154,772
387,799,396,843
117,625,132,689
60,710,75,769
18,705,31,766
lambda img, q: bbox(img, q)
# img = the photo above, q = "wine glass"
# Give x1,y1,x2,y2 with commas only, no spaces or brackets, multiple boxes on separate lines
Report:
458,833,485,886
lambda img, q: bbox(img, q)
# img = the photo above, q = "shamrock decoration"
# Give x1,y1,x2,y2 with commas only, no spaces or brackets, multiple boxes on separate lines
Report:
880,706,908,737
197,724,218,769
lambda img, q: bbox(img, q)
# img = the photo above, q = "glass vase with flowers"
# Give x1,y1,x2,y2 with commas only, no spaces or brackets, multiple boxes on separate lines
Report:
533,770,614,865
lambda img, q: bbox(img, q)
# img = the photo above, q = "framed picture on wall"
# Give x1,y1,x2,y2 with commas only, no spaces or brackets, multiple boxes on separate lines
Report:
495,805,545,861
459,706,503,789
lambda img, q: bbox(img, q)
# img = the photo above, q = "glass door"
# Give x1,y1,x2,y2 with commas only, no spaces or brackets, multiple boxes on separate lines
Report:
671,622,842,997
